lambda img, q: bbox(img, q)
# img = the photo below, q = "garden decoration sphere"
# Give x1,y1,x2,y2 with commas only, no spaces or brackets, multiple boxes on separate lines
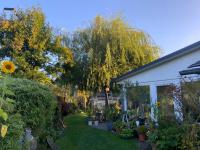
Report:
105,87,110,92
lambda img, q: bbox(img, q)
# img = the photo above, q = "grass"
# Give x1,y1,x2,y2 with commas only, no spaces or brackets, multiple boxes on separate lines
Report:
56,113,138,150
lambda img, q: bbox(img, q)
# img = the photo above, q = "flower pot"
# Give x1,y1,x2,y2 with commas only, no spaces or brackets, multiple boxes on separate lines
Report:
138,133,146,142
88,120,93,126
94,120,99,126
107,121,113,130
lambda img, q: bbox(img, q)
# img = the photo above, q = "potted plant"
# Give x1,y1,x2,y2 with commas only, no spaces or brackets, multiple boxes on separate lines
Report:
94,117,99,126
105,108,113,130
113,120,124,133
137,125,147,142
119,128,134,139
87,108,93,126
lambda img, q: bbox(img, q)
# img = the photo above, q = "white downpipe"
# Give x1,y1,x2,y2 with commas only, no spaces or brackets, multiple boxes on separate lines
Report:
150,84,158,121
122,84,128,112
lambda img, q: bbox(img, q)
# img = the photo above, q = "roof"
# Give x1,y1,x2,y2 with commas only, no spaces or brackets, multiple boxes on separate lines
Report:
113,41,200,83
179,60,200,75
179,68,200,75
188,60,200,68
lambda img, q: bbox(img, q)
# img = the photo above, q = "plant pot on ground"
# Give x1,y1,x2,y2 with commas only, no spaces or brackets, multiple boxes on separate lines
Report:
88,120,93,126
137,125,147,142
87,116,95,126
94,120,99,126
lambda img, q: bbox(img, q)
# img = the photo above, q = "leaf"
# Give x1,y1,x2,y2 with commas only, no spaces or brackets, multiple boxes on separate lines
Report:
1,112,8,121
1,124,8,138
6,98,15,103
0,109,8,121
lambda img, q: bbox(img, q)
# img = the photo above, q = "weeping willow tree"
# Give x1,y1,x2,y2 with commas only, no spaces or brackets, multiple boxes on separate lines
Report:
67,16,160,91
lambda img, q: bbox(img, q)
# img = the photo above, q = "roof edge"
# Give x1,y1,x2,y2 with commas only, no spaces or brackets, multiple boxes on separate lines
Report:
113,41,200,83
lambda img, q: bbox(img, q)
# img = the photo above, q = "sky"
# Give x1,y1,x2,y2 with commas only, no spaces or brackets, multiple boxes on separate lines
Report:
1,0,200,56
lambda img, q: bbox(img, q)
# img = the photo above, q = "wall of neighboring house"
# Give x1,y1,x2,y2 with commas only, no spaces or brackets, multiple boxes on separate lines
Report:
118,48,200,86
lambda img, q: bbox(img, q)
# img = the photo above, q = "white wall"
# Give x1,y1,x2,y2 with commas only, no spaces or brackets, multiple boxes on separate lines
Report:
118,49,200,86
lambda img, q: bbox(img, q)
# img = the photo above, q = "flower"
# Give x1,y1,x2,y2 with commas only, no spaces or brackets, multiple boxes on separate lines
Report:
156,101,161,107
1,124,8,138
1,61,15,74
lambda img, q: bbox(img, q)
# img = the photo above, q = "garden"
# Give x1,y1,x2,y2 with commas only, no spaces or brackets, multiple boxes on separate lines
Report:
0,6,200,150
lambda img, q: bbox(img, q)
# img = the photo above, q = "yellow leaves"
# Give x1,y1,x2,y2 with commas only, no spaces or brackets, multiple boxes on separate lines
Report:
1,20,9,29
1,125,8,138
1,61,15,74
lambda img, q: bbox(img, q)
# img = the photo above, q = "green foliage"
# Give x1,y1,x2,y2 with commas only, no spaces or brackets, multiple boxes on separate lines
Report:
66,16,160,91
0,7,74,84
1,78,57,143
105,105,120,121
137,125,148,134
148,118,183,150
0,113,24,150
119,128,134,139
180,124,200,150
0,76,24,150
113,120,126,133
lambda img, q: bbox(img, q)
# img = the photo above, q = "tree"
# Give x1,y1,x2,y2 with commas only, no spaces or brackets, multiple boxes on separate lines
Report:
0,8,73,84
67,16,160,91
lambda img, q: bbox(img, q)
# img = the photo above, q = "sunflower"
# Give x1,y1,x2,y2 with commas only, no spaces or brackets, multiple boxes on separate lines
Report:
156,101,161,107
1,61,15,74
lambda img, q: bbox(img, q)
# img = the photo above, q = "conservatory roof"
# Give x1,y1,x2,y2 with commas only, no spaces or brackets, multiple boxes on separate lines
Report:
180,60,200,75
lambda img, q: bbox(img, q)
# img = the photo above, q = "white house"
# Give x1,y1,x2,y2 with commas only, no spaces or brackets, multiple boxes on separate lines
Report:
113,41,200,120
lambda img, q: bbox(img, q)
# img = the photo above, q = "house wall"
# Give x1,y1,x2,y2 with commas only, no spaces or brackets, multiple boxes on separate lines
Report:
118,48,200,120
118,49,200,86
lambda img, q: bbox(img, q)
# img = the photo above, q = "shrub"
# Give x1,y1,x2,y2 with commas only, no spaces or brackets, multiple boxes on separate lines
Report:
2,78,57,143
62,102,78,116
148,121,183,150
113,120,126,133
0,113,24,150
180,124,200,150
119,128,134,139
0,76,24,149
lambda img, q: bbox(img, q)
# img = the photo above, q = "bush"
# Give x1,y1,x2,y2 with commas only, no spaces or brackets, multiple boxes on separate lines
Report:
62,102,78,116
0,113,24,150
119,128,134,139
180,124,200,150
0,76,25,149
148,121,183,150
2,78,57,143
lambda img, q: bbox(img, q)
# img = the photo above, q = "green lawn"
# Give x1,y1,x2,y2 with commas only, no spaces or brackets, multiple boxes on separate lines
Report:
56,113,138,150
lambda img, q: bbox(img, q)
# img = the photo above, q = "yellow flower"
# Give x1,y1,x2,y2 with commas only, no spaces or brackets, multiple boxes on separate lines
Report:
1,125,8,138
1,61,15,74
156,102,161,107
115,104,121,110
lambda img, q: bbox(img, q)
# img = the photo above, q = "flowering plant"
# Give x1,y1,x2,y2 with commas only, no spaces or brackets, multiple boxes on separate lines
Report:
0,60,16,138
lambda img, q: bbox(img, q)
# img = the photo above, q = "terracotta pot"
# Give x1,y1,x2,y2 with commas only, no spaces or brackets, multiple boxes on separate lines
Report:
138,133,145,142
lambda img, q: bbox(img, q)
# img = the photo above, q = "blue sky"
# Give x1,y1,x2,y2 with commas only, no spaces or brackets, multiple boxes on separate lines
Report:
1,0,200,56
